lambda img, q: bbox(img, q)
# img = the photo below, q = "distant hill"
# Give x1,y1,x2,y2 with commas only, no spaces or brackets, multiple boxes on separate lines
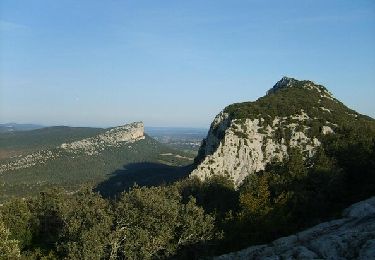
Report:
0,123,44,133
0,126,104,160
0,122,193,201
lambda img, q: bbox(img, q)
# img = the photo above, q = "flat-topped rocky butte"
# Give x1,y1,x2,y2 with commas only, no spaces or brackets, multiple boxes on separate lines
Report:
190,77,369,186
0,122,145,173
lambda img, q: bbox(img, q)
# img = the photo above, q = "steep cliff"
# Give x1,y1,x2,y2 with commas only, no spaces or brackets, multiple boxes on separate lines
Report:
191,77,374,185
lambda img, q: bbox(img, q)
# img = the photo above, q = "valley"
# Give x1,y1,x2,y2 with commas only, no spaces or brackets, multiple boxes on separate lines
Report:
146,126,207,155
0,123,195,201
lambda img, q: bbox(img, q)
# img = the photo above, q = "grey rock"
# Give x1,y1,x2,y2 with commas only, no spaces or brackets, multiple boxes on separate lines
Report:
215,197,375,260
342,197,375,218
358,239,375,260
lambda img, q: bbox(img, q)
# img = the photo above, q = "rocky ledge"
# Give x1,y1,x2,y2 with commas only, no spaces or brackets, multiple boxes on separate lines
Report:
61,122,145,155
216,197,375,259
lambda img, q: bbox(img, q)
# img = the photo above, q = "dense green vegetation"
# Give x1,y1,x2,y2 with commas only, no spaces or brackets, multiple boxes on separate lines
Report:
1,123,374,258
0,185,219,259
0,126,104,160
224,80,373,129
1,79,374,258
0,136,193,201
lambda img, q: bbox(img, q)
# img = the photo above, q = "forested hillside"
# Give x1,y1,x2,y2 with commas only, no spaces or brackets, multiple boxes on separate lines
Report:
1,78,374,259
0,126,104,160
1,133,374,259
0,123,193,201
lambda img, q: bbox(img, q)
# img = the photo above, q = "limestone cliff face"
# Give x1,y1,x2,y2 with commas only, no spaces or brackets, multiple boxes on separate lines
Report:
215,196,375,259
191,111,323,186
61,122,145,155
0,122,145,173
190,77,352,186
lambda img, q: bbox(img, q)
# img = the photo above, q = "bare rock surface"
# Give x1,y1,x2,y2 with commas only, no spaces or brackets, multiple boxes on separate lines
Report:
190,111,327,186
60,122,145,155
215,197,375,259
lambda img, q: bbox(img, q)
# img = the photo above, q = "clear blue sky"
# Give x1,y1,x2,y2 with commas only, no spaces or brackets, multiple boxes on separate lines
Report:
1,0,374,128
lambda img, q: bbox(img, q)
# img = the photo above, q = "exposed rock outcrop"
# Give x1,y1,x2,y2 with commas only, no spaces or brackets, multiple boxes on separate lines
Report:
61,122,145,155
191,110,327,186
190,78,357,186
216,197,375,259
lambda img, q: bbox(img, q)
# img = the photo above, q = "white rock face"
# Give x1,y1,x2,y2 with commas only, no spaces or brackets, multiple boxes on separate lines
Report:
0,122,145,173
216,197,375,260
191,111,322,186
61,122,145,155
322,125,334,135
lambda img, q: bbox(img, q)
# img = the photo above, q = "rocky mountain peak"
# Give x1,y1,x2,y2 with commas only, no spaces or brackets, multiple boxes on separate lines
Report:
269,76,299,92
266,77,333,98
190,78,370,186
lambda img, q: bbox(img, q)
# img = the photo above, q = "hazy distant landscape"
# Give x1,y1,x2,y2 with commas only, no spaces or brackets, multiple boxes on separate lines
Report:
1,0,374,259
146,127,207,154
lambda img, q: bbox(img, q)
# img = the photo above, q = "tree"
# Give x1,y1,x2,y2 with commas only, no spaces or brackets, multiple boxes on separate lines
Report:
239,174,271,218
56,187,113,260
111,185,216,259
0,219,21,259
0,198,35,250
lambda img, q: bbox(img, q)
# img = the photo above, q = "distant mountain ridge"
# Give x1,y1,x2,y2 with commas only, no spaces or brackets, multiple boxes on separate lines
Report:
0,122,144,173
0,122,194,201
191,77,375,185
0,126,105,160
0,123,44,133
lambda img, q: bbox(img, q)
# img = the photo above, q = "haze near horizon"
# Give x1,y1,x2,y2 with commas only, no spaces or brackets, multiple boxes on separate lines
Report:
1,0,374,127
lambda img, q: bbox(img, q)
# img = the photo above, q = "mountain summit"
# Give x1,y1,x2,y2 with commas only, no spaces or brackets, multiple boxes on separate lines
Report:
191,77,375,185
266,76,332,97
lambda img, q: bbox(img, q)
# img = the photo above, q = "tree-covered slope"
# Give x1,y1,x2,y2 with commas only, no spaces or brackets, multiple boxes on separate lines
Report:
0,79,374,259
0,123,194,201
0,123,43,133
0,126,105,160
224,77,373,129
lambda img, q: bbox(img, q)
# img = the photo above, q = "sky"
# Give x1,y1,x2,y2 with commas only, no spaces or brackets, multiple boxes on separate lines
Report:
0,0,374,128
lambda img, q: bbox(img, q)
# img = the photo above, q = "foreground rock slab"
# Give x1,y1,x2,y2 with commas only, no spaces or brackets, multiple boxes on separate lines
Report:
216,197,375,260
